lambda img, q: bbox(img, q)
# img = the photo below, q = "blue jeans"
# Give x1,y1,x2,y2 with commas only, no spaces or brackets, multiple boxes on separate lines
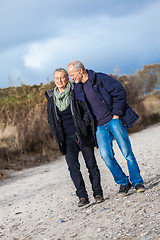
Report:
96,119,143,186
65,134,103,199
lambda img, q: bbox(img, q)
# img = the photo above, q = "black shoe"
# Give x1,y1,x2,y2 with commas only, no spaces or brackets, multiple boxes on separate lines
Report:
118,182,132,196
95,195,104,204
135,184,145,193
78,198,90,207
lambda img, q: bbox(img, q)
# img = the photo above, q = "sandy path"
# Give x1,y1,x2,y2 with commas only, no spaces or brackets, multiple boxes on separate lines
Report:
0,124,160,240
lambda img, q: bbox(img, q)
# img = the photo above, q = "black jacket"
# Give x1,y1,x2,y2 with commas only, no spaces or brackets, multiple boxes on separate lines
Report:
45,84,94,154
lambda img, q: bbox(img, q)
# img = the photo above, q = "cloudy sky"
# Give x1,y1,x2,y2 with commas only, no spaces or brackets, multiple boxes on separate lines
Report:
0,0,160,88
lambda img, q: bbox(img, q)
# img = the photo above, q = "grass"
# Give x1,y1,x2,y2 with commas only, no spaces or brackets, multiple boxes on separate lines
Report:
0,63,160,171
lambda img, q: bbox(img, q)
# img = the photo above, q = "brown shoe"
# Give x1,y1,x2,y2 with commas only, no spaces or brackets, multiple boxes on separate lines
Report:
135,184,145,193
78,198,90,207
118,182,132,197
95,195,104,204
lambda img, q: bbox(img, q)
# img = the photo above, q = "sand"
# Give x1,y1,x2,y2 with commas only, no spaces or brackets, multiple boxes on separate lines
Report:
0,123,160,240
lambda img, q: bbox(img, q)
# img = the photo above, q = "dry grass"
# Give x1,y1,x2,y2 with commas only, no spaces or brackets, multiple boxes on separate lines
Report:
127,90,160,134
0,83,61,170
0,64,160,170
0,125,19,151
141,91,160,116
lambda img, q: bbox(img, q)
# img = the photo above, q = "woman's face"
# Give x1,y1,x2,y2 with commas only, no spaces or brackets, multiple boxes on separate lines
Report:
54,71,69,92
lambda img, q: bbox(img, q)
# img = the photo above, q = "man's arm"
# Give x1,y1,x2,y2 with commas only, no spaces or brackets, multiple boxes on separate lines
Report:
100,74,127,116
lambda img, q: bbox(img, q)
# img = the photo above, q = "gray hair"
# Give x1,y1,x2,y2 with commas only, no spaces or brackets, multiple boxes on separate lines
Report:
53,68,69,78
68,60,85,71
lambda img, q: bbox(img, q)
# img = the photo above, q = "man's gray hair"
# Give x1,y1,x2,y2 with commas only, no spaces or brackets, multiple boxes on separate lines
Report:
53,68,69,78
68,60,85,71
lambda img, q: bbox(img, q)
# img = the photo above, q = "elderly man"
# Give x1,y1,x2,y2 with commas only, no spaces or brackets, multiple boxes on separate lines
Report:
67,60,145,196
45,68,104,207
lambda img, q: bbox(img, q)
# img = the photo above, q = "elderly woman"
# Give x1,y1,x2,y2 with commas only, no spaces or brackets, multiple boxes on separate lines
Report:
45,68,104,207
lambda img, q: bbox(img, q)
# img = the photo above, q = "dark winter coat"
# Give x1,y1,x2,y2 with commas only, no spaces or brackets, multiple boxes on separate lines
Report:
74,69,139,144
45,84,94,154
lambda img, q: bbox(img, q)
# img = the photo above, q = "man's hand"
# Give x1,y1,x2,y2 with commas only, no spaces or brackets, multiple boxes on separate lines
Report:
112,115,119,119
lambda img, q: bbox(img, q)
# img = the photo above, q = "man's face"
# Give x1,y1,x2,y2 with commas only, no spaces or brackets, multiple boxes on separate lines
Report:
67,66,83,83
54,71,69,91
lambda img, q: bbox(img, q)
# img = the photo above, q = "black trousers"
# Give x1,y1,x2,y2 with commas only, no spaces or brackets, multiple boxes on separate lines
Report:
65,134,103,199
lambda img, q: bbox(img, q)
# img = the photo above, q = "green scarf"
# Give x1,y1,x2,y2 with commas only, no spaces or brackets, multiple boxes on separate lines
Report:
54,82,71,111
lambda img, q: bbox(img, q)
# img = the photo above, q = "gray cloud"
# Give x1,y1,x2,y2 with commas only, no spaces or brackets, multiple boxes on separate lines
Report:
1,0,158,50
0,0,160,88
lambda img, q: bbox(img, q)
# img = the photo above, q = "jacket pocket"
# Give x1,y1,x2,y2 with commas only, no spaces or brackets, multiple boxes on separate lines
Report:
120,104,139,128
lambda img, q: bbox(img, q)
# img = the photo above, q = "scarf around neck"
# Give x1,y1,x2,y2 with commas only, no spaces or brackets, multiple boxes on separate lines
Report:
54,82,71,111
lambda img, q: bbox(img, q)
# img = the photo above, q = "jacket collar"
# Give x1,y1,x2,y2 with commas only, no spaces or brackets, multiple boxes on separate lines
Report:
86,69,96,84
45,89,54,99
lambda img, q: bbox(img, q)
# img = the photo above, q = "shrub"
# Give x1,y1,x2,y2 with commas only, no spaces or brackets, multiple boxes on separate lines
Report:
0,64,160,169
